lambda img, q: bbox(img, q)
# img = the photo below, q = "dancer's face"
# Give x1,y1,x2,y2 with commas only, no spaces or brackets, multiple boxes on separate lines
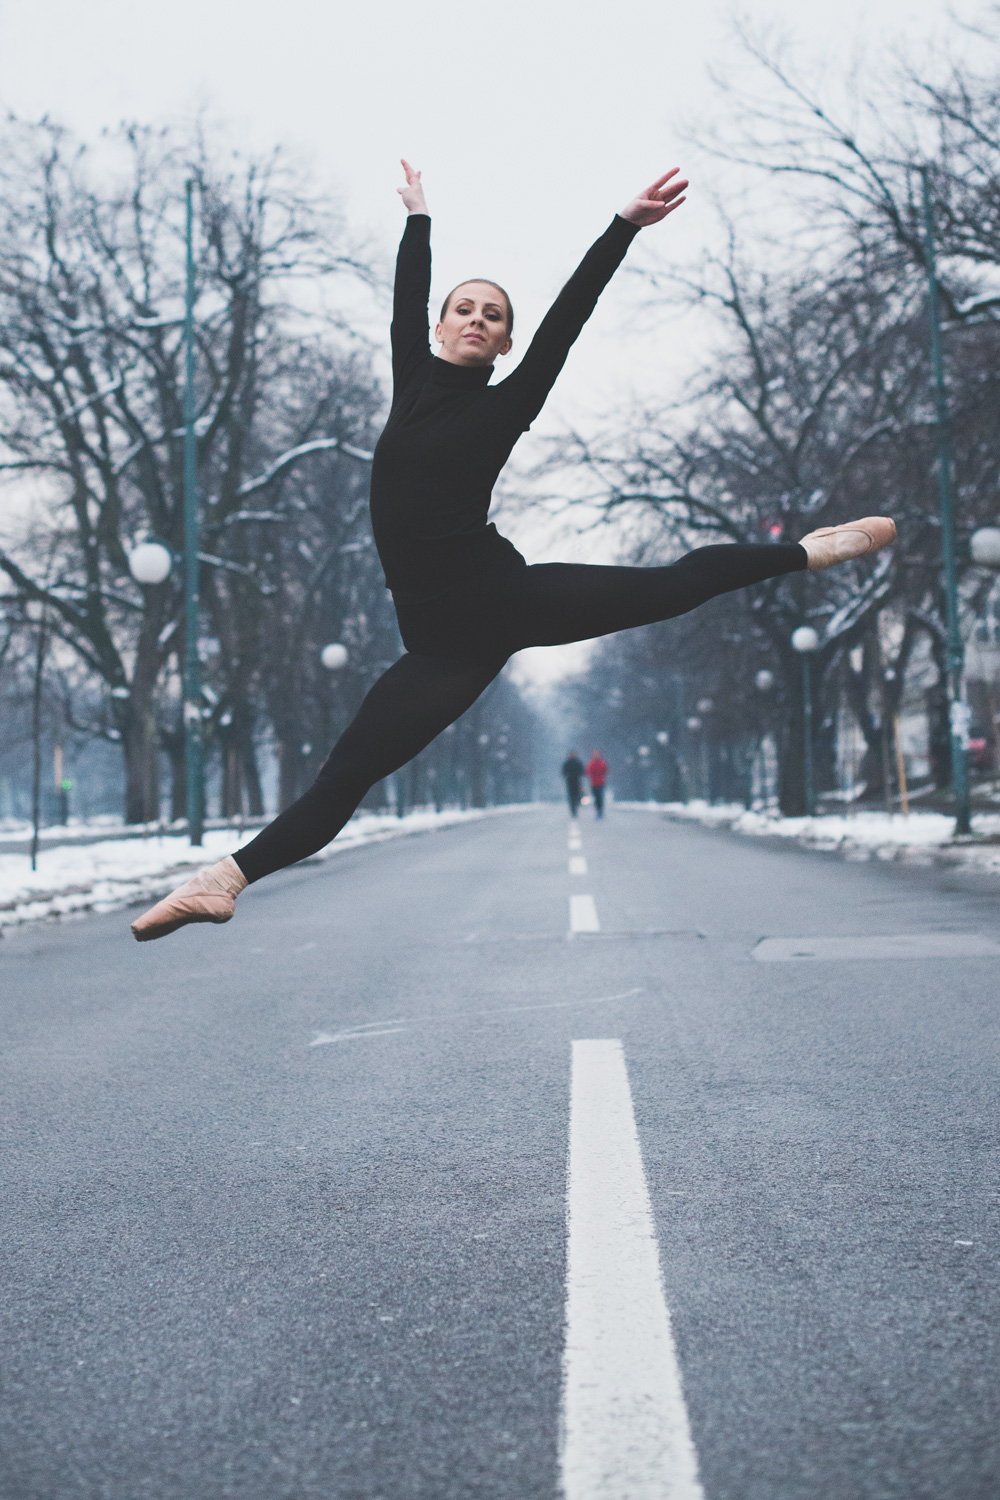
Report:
435,282,513,366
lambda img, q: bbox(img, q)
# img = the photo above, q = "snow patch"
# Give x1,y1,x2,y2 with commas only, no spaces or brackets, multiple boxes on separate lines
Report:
616,801,1000,870
0,807,523,931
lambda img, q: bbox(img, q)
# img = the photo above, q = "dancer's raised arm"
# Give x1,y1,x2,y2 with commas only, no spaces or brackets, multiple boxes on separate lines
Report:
498,167,688,427
391,159,432,387
397,158,428,217
619,169,688,227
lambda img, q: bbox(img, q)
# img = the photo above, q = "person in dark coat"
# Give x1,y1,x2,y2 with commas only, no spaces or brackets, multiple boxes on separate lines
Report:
562,752,585,818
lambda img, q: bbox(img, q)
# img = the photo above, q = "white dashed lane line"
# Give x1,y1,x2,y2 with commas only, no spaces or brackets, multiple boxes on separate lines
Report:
570,895,600,933
569,855,588,876
561,1039,703,1499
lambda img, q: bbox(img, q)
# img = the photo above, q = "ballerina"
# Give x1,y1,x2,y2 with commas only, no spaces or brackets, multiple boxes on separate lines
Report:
132,161,894,940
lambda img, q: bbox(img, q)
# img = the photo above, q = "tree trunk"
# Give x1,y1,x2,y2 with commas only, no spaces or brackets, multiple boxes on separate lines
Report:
242,740,264,816
221,739,242,818
162,727,186,824
777,657,807,816
277,735,304,812
122,703,161,825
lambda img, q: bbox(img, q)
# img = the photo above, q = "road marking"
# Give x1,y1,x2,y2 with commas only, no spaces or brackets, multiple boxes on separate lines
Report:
753,932,1000,962
569,855,588,876
562,1040,703,1500
308,988,645,1046
569,835,583,850
570,894,600,933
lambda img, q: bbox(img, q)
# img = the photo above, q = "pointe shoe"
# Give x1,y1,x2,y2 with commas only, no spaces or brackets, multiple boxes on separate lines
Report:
799,516,896,571
131,855,248,942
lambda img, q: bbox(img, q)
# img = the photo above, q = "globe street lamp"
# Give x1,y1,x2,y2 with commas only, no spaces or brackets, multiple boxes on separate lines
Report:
320,642,348,671
791,626,820,816
128,541,173,586
971,527,1000,569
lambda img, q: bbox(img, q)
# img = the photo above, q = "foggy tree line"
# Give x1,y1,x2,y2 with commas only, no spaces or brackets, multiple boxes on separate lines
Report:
0,118,542,827
557,23,1000,815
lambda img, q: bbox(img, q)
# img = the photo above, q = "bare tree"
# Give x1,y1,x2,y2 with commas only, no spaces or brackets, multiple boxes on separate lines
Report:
0,117,382,823
547,233,942,810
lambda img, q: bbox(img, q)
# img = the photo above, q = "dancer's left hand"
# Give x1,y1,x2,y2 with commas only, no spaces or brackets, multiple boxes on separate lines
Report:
620,169,688,227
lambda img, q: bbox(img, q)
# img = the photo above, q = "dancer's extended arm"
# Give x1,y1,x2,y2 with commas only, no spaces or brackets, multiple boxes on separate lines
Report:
391,159,432,388
498,169,687,427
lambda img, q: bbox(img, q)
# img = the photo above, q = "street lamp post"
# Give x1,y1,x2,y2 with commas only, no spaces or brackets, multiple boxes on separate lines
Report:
970,528,1000,778
637,743,651,801
921,166,971,835
754,668,775,810
696,697,714,801
183,179,205,846
127,540,174,830
319,640,349,798
792,627,820,816
655,729,670,801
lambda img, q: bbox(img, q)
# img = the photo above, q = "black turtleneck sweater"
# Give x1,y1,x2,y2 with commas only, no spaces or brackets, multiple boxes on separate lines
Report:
369,212,641,595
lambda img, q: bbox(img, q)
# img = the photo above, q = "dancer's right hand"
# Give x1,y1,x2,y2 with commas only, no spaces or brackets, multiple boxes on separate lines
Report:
398,159,428,215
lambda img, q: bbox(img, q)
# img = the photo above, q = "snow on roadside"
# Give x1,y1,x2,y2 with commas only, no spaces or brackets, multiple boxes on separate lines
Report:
615,800,1000,870
0,807,518,930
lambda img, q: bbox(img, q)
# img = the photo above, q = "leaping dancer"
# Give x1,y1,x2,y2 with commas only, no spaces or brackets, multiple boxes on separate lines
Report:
132,161,895,941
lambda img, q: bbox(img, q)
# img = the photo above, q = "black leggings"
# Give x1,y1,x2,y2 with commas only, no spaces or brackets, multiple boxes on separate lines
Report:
233,543,805,882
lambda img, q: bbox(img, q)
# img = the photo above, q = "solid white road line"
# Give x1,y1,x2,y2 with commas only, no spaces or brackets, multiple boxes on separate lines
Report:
569,894,600,933
569,855,588,876
561,1040,703,1500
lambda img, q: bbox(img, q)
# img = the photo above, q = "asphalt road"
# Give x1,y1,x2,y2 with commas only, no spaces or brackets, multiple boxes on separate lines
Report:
1,805,998,1499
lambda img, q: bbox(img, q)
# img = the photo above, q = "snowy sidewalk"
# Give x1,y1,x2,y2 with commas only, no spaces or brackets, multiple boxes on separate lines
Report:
0,806,525,930
617,801,1000,873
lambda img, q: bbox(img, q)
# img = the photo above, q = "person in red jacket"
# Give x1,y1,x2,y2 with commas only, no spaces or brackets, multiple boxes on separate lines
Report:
586,751,608,818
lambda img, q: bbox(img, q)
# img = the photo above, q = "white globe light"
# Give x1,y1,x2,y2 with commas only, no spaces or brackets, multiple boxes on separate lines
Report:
970,527,1000,568
755,668,775,691
791,626,820,653
656,730,670,745
320,642,348,671
128,541,172,585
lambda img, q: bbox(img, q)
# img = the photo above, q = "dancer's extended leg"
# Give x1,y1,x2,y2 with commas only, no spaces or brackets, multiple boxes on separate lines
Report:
503,543,807,649
131,652,502,938
232,651,505,885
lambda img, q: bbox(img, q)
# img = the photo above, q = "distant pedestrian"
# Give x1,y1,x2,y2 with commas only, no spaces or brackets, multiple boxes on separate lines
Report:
586,751,608,817
562,752,585,819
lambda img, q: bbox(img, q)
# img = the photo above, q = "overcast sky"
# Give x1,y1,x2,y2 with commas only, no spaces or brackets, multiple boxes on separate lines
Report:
0,0,965,681
0,0,959,371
